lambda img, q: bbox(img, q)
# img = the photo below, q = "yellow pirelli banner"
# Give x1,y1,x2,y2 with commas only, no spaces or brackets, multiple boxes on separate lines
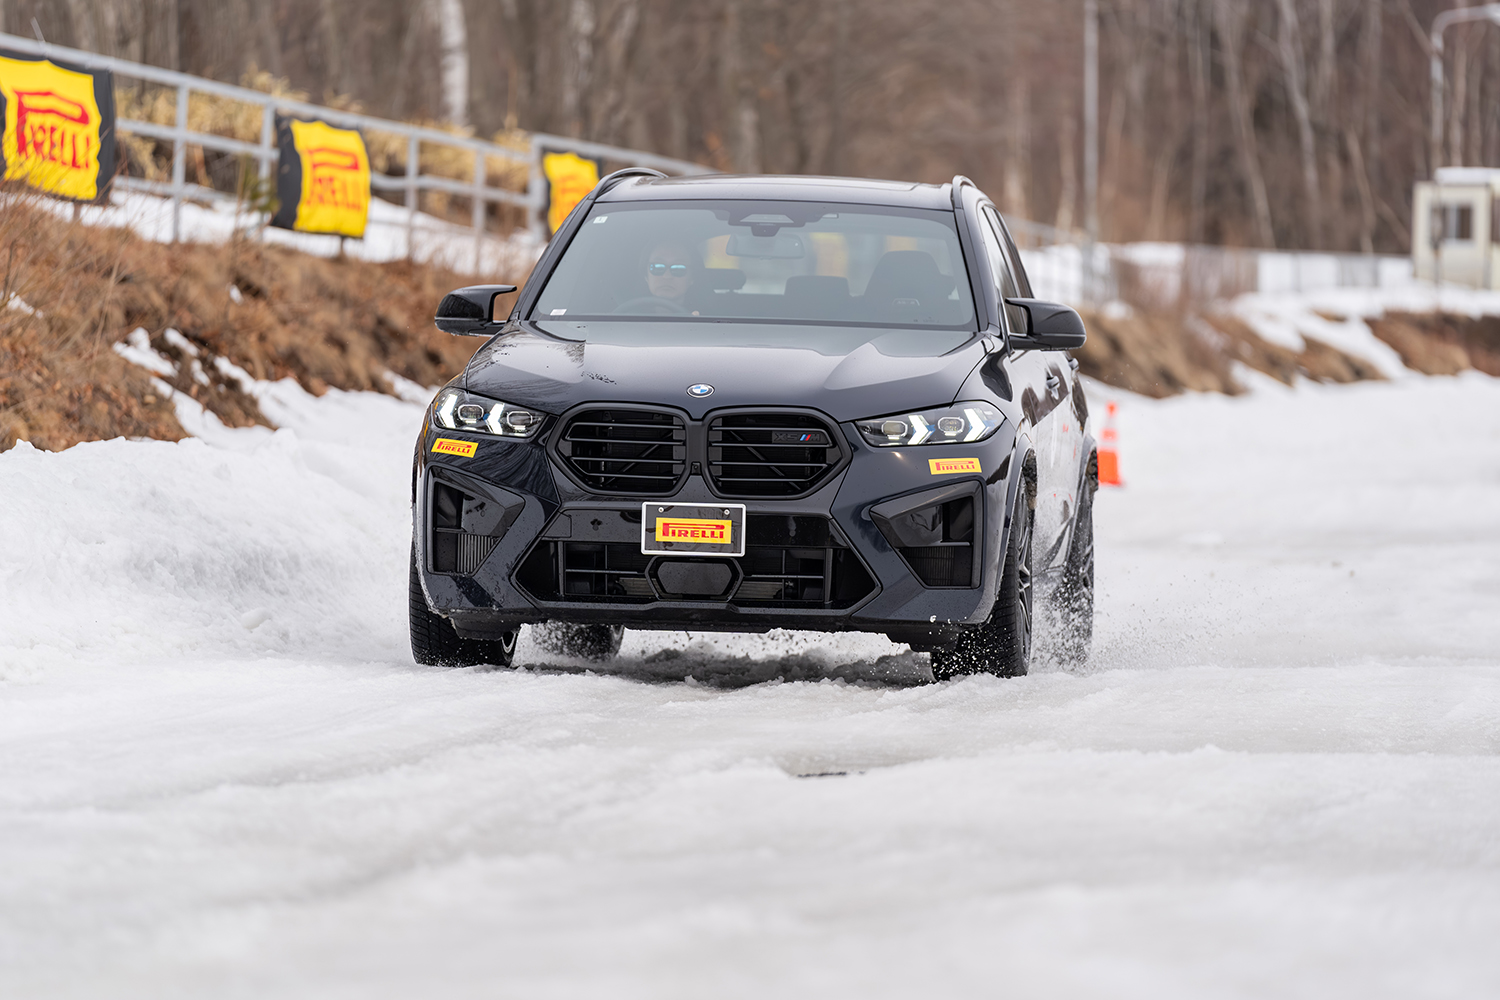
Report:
270,115,371,238
543,150,601,234
0,50,116,202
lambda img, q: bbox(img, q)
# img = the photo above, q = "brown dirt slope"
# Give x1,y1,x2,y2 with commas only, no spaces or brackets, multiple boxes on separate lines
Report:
0,193,524,453
1075,308,1386,398
1368,313,1500,376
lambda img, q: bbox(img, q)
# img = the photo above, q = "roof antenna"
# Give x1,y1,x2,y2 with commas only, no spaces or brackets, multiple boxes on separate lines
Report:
31,17,46,45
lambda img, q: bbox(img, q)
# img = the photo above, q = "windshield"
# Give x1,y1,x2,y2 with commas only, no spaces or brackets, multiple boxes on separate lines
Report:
530,200,976,330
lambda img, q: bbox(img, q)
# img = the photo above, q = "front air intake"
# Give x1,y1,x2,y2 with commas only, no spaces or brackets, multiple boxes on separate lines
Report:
897,494,977,588
429,481,500,575
707,412,845,498
556,408,686,495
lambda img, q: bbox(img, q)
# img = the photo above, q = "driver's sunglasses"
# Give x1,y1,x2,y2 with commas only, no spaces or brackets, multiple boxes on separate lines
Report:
647,263,689,277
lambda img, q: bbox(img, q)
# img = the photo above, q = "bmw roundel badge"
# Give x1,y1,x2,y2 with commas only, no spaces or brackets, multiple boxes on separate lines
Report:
687,383,714,397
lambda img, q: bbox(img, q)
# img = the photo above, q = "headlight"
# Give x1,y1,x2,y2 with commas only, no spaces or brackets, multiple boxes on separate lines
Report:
431,387,543,438
855,402,1004,447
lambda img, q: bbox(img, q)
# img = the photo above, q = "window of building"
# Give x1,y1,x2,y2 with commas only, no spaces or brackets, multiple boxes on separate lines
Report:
1433,203,1474,243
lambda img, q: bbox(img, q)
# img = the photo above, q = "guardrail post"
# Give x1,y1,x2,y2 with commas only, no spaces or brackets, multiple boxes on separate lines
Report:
406,133,419,261
528,136,546,243
257,103,274,240
257,104,274,182
171,83,188,243
472,149,486,276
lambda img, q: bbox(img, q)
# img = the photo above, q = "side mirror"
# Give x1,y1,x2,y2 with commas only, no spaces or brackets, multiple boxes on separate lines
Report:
1004,298,1087,351
435,284,518,336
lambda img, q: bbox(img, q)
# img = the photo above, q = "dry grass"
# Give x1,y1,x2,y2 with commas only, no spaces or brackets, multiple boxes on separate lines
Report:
1369,313,1500,376
0,189,528,453
116,73,531,203
1075,306,1390,397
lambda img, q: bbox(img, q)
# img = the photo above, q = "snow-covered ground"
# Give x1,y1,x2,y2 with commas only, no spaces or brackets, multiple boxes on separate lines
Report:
3,367,1500,998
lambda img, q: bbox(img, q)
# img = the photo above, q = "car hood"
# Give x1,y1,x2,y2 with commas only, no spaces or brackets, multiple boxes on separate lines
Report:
463,321,988,422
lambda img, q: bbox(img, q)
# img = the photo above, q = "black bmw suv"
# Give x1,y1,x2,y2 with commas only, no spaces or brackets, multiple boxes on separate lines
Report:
410,171,1096,679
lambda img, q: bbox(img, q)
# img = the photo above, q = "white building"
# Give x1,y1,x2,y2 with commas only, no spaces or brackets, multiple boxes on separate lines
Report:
1412,167,1500,288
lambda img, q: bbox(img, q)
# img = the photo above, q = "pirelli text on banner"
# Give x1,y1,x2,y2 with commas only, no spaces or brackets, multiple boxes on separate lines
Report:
271,116,372,238
0,49,116,203
543,150,601,234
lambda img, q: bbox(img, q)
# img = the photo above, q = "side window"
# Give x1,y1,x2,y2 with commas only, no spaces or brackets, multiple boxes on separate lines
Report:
990,209,1034,297
981,206,1029,333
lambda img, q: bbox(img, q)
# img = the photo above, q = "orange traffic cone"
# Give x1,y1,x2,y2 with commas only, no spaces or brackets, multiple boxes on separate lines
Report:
1097,400,1123,486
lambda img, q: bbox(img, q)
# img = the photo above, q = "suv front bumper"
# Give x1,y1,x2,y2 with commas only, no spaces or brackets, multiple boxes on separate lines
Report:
414,417,1022,646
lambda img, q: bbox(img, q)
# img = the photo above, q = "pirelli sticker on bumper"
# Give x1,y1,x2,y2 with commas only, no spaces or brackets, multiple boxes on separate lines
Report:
641,503,747,557
431,437,478,458
929,456,982,475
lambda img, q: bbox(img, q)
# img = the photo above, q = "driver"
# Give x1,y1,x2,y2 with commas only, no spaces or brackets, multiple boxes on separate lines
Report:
643,241,699,314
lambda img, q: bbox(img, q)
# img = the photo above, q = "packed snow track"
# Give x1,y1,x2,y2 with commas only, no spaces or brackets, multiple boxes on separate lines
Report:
3,370,1499,998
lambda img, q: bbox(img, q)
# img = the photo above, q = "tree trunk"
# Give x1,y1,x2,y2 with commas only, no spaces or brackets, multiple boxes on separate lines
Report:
1450,23,1468,166
1056,104,1077,233
1214,0,1276,247
1189,0,1209,244
721,0,761,173
430,0,469,127
1312,0,1336,123
318,0,344,97
1345,127,1377,254
1363,0,1382,197
561,0,596,138
1003,72,1030,222
65,0,97,52
1275,0,1323,248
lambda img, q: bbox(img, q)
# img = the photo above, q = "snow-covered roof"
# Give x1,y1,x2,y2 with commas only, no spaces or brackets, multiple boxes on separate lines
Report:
1432,167,1500,188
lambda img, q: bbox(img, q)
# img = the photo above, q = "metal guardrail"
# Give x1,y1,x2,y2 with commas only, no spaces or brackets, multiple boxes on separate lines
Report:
0,32,713,273
1009,215,1412,309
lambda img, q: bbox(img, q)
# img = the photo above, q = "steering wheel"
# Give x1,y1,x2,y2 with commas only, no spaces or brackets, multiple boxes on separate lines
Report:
614,296,688,316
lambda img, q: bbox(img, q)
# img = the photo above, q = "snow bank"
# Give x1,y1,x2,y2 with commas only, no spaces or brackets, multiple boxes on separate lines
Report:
0,373,423,680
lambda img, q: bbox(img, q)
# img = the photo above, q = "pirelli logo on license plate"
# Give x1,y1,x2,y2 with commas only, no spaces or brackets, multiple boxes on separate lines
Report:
929,456,981,475
642,503,747,557
431,437,478,458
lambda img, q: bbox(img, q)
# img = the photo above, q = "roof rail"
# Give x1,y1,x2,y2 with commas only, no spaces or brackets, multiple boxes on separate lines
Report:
950,174,976,211
598,166,668,195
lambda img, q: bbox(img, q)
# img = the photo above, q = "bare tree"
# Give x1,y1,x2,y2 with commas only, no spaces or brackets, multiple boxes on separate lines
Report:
16,0,1500,252
431,0,468,127
1215,0,1277,247
1276,0,1324,248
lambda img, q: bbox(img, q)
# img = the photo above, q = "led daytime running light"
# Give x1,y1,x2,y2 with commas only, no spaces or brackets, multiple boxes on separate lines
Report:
856,402,1004,448
432,388,543,439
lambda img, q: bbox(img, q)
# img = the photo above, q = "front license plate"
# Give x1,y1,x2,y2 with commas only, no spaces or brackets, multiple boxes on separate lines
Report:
641,502,747,557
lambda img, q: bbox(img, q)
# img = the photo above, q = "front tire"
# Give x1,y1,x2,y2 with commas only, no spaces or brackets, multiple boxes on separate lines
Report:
409,546,518,668
1051,470,1096,666
931,485,1034,680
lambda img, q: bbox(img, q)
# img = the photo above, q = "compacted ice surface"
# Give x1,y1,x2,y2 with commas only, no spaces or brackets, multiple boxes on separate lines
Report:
2,369,1499,998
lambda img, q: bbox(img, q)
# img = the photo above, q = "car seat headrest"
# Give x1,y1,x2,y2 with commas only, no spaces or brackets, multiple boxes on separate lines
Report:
863,251,954,305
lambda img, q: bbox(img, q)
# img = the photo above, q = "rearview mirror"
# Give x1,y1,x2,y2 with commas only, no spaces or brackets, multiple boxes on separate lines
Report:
1004,298,1087,351
725,233,805,259
435,284,518,336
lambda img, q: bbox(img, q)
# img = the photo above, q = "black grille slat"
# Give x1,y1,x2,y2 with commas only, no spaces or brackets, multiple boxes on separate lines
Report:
513,515,876,608
570,468,678,479
559,408,686,495
707,413,843,498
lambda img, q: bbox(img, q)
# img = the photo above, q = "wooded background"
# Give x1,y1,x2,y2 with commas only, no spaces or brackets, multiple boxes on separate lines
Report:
7,0,1498,252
